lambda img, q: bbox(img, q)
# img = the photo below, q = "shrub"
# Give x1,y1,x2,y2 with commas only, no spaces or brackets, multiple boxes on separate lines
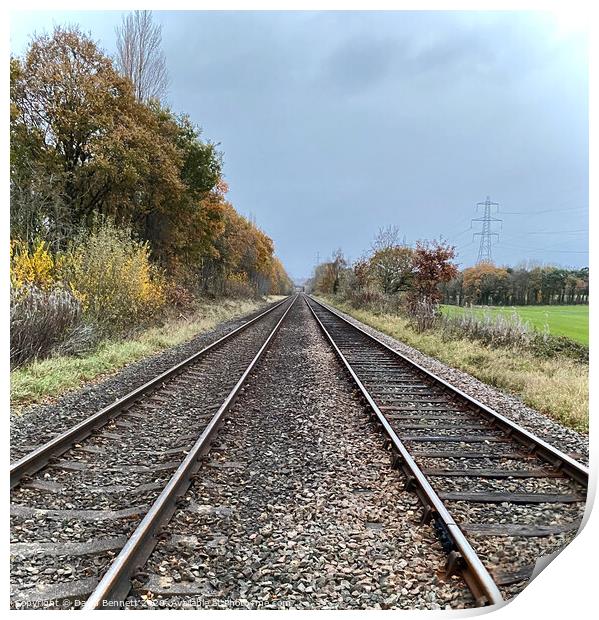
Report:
530,332,588,364
440,308,533,348
438,308,588,363
55,323,101,357
10,239,59,290
225,274,257,299
61,220,166,330
344,287,386,310
165,283,196,310
10,222,168,366
405,296,438,332
341,287,404,315
10,285,82,367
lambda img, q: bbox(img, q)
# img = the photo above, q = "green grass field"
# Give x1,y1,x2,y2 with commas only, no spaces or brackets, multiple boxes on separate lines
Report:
441,304,588,345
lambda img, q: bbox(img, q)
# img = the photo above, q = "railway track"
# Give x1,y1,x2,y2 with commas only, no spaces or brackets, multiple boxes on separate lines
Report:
305,295,588,607
10,295,297,609
10,291,588,609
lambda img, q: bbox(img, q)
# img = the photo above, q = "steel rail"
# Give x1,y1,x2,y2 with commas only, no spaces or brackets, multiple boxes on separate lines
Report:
305,295,508,607
84,294,298,609
10,296,291,489
307,296,588,487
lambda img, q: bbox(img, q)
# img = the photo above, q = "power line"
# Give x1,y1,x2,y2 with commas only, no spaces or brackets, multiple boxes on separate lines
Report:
472,196,502,264
499,242,588,254
443,214,474,240
499,206,587,216
497,187,587,214
446,227,473,242
519,229,588,235
502,229,588,239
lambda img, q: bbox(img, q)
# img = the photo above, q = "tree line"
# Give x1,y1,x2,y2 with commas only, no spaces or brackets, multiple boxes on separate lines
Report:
309,226,588,314
10,14,292,366
441,263,589,306
10,17,292,298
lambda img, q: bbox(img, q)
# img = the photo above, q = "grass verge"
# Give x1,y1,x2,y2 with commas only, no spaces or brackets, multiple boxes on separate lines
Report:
322,297,588,433
11,297,281,411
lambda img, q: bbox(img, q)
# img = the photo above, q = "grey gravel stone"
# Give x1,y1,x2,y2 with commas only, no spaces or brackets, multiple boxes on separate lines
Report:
131,299,473,610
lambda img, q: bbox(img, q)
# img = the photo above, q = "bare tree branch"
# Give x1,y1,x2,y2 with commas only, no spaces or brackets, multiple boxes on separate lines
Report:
115,10,169,103
371,225,404,253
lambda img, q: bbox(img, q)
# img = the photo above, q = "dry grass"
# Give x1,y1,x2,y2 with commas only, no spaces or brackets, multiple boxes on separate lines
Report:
11,297,279,410
322,298,588,433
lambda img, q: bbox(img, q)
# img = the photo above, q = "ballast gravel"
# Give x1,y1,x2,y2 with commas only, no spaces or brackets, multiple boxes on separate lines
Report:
10,299,280,461
320,300,589,465
130,298,474,610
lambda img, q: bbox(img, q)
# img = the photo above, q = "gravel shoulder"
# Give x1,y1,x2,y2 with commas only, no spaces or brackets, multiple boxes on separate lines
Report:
130,296,473,610
10,298,282,461
318,298,589,466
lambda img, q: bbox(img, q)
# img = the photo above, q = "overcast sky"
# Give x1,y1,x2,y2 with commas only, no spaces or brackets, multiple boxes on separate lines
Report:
10,10,588,280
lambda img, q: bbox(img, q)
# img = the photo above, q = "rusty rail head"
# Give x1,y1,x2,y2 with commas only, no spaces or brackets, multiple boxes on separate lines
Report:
306,295,588,488
304,294,505,607
10,296,292,489
83,294,298,609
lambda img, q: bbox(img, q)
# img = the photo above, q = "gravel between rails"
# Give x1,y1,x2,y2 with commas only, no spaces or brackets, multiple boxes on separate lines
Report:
318,300,589,465
10,299,282,461
129,297,474,610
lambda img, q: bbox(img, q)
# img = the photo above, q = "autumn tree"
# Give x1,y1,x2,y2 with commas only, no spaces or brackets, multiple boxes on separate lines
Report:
462,263,510,305
411,239,458,304
10,27,184,247
313,249,348,295
135,106,222,267
192,194,288,297
352,257,372,289
269,257,294,294
115,10,168,103
10,27,224,268
10,57,65,246
11,25,292,306
313,250,347,295
396,239,456,330
369,246,414,294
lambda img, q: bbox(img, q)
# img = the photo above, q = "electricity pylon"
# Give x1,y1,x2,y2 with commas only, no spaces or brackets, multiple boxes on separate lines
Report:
472,196,502,263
